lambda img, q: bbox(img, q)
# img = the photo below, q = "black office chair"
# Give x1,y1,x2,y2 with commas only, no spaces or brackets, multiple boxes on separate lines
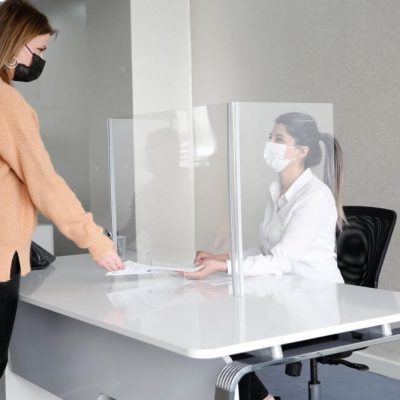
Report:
336,206,397,288
285,206,397,399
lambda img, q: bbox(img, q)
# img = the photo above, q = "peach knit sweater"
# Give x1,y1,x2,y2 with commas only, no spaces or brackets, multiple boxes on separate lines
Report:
0,79,113,282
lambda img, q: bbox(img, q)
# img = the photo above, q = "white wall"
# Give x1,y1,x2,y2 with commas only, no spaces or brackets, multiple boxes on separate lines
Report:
190,0,400,363
131,0,192,114
86,0,133,235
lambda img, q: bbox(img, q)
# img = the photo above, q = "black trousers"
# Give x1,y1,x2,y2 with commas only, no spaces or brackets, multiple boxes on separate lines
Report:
0,252,20,379
231,353,269,400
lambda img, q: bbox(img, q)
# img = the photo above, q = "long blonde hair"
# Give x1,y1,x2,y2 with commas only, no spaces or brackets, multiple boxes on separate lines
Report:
0,0,56,84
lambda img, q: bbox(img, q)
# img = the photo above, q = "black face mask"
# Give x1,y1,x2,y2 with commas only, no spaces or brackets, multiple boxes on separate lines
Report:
13,45,46,82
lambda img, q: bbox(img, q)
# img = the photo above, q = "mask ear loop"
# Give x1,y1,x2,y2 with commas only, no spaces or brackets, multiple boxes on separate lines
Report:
25,44,34,54
6,58,18,69
25,44,45,61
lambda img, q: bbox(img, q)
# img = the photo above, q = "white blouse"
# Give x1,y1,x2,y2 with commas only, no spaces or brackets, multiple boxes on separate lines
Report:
228,168,344,283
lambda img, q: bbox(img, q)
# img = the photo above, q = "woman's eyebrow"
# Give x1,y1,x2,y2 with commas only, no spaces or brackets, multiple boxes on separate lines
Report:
272,133,286,140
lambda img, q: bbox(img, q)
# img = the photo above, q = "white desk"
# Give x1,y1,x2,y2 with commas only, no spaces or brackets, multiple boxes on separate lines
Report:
8,254,400,400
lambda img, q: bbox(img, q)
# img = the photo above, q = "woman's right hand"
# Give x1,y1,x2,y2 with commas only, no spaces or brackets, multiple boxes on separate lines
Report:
95,248,125,272
194,250,230,264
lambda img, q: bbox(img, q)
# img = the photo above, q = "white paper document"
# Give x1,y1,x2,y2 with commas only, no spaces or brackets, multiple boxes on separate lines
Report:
106,260,203,276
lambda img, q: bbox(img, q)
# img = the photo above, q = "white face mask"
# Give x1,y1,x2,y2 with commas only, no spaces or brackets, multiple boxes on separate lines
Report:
263,142,294,173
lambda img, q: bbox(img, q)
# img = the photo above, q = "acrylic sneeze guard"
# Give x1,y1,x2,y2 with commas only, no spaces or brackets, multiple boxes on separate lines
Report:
108,102,335,296
108,107,229,270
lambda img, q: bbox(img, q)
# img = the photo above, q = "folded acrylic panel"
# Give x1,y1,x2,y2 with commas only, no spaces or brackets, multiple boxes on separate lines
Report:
108,103,336,294
193,104,230,257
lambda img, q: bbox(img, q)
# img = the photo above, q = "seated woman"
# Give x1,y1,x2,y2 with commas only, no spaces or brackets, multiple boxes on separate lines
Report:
183,112,346,400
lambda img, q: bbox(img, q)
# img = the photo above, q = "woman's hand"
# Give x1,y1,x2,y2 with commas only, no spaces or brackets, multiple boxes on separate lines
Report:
95,248,125,272
194,250,229,264
181,259,228,280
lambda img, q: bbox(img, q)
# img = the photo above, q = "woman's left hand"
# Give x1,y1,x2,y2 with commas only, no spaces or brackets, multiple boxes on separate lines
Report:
180,259,228,280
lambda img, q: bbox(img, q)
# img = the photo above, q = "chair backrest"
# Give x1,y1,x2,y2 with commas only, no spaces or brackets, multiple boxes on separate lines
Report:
336,206,397,288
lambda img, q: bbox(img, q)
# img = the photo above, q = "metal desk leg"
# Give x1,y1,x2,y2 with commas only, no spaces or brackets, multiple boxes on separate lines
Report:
215,346,284,399
214,361,253,400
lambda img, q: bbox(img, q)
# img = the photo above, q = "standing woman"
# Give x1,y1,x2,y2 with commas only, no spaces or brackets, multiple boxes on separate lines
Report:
0,0,124,378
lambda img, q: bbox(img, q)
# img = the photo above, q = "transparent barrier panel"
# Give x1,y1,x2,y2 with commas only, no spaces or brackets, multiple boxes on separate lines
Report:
193,104,230,255
129,106,229,270
109,106,231,270
132,110,194,267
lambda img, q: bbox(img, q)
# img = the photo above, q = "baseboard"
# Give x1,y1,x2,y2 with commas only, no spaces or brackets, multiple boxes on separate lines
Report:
349,351,400,380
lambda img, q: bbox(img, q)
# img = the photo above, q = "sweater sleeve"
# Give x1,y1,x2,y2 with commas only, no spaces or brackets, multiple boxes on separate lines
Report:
0,88,113,260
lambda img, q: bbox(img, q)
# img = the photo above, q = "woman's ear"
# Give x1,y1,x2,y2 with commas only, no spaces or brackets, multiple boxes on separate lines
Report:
298,146,309,159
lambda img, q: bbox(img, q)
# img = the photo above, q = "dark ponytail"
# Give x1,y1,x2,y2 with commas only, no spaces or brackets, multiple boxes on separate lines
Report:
275,112,346,230
319,132,346,230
